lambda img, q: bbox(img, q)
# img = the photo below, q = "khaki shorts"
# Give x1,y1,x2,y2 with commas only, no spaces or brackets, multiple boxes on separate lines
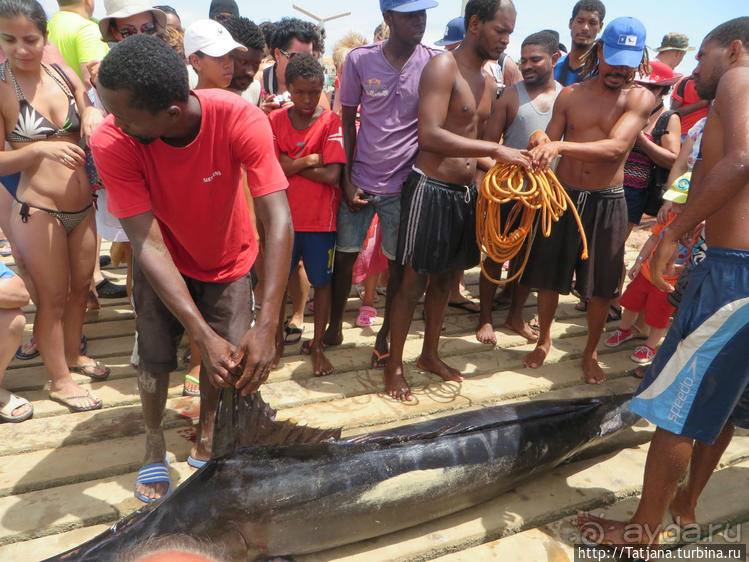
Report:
132,261,253,374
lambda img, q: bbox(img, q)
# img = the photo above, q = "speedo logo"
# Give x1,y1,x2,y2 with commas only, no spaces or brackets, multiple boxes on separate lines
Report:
667,358,697,423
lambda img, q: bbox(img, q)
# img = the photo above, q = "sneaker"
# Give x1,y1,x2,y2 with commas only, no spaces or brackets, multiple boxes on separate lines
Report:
631,345,656,364
605,328,633,348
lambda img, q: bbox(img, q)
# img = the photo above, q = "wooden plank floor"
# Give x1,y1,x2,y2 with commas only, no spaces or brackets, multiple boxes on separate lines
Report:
1,232,747,561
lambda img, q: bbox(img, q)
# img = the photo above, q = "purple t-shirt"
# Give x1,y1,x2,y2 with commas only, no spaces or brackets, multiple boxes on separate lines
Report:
339,42,439,196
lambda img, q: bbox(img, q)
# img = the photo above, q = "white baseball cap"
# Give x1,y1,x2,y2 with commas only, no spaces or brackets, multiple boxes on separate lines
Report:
184,19,246,58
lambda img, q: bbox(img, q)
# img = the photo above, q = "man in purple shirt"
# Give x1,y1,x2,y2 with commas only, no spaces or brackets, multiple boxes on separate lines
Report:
322,0,440,369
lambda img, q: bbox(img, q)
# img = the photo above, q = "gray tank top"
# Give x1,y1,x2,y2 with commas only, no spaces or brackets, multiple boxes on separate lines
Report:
502,81,562,149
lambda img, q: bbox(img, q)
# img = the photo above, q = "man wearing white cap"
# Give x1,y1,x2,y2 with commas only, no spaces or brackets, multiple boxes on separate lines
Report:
185,19,246,90
520,17,655,386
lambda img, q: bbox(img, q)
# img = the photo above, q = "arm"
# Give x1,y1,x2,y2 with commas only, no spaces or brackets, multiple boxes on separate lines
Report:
340,105,368,211
628,234,658,280
650,70,749,291
636,113,681,169
502,57,522,88
532,87,655,168
297,162,343,186
0,274,30,309
234,190,293,394
672,98,709,117
120,211,239,386
278,152,322,176
478,86,530,171
417,55,512,159
63,65,104,143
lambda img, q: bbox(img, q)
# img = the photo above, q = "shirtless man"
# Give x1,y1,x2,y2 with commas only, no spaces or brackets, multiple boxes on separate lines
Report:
522,17,654,384
384,0,531,401
477,29,561,346
578,17,749,547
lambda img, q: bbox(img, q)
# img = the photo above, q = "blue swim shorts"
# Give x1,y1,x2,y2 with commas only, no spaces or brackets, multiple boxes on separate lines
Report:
630,247,749,444
290,231,336,287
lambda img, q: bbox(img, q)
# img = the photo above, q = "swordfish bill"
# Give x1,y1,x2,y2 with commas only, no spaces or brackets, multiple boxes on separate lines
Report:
50,391,639,560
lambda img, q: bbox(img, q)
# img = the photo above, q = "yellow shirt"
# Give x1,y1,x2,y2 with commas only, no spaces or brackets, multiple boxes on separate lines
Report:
47,11,108,79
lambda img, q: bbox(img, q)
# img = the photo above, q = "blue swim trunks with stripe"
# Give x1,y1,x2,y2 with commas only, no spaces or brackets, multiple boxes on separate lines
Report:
630,247,749,445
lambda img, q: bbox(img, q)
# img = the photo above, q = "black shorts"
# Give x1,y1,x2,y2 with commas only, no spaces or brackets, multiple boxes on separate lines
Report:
132,261,253,373
521,185,627,300
397,170,480,275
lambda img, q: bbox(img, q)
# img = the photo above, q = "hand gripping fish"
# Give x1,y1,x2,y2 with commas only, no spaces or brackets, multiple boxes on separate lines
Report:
50,391,639,560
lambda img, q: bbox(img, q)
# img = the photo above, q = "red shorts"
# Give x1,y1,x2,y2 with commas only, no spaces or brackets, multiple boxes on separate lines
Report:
620,271,675,329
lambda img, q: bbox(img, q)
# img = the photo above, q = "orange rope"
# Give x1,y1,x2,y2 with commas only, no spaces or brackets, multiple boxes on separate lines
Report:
476,163,589,284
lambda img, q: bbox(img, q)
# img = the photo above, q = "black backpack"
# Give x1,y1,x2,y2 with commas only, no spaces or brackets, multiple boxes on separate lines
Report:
643,109,680,217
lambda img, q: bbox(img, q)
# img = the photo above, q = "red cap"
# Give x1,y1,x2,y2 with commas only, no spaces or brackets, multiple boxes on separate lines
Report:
635,61,682,86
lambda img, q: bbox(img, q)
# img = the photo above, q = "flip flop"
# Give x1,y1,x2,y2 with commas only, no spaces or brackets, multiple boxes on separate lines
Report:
607,305,623,323
16,335,87,361
135,460,172,504
447,300,481,313
182,374,200,397
529,314,540,332
68,359,110,381
49,389,102,412
0,240,11,257
187,455,208,470
0,389,33,423
284,324,304,345
355,305,377,327
370,349,390,370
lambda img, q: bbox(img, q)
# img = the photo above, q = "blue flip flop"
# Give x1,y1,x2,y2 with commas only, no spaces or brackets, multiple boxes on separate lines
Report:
187,455,207,470
134,461,172,504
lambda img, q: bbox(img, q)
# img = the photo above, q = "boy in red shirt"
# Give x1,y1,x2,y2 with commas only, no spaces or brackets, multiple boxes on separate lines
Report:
605,209,702,364
269,53,345,376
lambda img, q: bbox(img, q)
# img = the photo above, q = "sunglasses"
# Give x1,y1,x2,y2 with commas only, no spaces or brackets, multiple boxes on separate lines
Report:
279,49,300,60
214,12,232,23
118,21,157,38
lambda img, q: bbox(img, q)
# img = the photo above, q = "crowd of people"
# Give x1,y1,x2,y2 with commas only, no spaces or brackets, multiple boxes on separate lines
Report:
0,0,747,550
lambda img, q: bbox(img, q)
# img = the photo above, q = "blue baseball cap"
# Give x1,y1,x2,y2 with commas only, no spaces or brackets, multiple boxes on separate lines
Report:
380,0,438,13
435,17,464,46
601,17,647,68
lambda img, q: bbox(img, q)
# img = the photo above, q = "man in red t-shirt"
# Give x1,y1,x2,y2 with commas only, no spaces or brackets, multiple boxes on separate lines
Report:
90,36,292,503
671,75,709,136
269,53,345,376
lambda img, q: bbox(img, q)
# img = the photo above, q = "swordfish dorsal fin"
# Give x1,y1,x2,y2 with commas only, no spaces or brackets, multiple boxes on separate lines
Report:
211,389,342,458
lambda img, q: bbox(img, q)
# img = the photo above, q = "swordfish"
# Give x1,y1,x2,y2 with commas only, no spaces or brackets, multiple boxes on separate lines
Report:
51,390,639,560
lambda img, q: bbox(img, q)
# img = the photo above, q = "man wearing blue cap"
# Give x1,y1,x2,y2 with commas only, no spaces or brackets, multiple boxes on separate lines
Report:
435,17,464,51
520,17,655,386
323,0,440,370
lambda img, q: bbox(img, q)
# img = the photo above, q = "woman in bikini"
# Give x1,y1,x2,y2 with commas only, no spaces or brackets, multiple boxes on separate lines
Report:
0,0,107,412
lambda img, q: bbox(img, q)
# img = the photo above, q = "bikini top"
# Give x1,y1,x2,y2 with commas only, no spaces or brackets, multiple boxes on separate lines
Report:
1,60,81,143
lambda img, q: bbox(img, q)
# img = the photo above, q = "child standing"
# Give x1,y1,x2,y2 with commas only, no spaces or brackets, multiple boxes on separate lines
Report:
269,53,345,376
606,184,702,364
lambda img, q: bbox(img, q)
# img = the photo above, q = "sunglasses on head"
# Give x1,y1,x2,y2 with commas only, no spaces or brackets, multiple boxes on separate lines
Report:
118,21,157,38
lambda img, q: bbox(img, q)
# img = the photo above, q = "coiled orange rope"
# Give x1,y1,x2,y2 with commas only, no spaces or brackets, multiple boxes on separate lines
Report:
477,163,589,284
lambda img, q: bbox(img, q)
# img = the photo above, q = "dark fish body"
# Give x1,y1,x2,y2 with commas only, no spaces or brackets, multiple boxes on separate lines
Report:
51,393,638,560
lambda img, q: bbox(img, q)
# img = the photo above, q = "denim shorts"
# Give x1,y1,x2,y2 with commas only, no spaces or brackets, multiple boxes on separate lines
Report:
336,192,400,260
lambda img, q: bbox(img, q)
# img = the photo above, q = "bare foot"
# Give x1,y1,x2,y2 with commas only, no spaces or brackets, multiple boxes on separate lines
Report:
383,362,413,401
582,355,606,384
305,341,333,376
322,324,343,346
416,355,463,383
503,318,539,342
577,511,660,546
476,321,497,345
523,340,550,369
670,488,697,527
